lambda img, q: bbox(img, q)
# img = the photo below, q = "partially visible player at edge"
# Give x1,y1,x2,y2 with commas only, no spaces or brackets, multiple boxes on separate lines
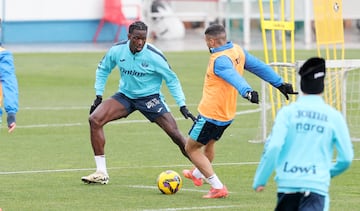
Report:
182,23,298,198
81,21,196,185
253,57,354,211
0,18,18,133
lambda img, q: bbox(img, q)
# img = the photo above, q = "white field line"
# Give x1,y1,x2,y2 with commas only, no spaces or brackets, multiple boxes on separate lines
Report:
1,106,262,175
142,205,244,211
128,185,235,195
0,162,259,175
21,103,253,110
128,185,208,193
16,107,261,129
0,159,359,175
132,185,234,211
129,184,234,211
22,106,89,110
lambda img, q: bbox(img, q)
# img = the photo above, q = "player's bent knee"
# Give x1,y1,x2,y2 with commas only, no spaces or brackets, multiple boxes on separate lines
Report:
88,115,104,128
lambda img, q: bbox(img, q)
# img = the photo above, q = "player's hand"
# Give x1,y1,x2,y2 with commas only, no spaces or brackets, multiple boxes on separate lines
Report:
180,106,197,122
89,95,102,115
245,91,259,104
7,113,16,133
255,186,265,192
276,83,298,100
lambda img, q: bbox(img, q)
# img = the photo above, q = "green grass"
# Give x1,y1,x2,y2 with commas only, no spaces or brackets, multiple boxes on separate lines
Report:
0,50,358,210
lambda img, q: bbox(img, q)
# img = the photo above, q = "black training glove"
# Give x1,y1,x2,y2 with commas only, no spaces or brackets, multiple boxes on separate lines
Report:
276,83,298,100
180,106,197,122
89,95,102,114
245,91,259,104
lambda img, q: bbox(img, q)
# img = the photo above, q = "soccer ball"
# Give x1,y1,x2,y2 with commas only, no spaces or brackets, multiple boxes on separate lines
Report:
157,170,183,195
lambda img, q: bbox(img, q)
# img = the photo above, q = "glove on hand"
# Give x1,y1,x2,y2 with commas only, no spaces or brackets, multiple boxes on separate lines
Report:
89,95,102,115
7,113,16,133
246,91,259,104
276,83,298,100
180,106,197,122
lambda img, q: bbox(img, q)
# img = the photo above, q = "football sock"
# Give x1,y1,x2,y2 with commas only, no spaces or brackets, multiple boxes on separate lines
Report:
192,168,204,179
94,155,108,176
207,174,223,189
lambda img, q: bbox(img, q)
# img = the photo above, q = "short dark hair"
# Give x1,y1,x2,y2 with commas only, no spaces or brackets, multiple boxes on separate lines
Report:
129,21,148,34
204,24,226,37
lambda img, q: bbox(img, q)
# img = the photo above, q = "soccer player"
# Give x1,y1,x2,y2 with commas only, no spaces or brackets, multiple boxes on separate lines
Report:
182,24,297,198
0,45,18,133
81,21,195,184
253,57,354,210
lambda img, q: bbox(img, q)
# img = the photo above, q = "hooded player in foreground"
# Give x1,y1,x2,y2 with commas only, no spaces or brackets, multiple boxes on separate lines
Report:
253,57,354,211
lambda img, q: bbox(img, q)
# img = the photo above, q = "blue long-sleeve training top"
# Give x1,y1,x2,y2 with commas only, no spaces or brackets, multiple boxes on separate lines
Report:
94,40,186,107
212,42,283,98
253,95,354,196
0,47,19,116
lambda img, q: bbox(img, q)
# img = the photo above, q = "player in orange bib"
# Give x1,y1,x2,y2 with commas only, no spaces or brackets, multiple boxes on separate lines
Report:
182,24,297,198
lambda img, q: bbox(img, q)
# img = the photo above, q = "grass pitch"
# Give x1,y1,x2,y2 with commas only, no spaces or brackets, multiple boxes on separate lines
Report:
0,49,358,210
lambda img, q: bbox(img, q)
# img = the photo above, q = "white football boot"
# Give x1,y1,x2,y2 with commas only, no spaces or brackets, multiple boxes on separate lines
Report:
81,171,109,184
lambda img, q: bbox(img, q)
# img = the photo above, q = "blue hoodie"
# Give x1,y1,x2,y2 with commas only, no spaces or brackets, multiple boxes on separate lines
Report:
253,95,353,196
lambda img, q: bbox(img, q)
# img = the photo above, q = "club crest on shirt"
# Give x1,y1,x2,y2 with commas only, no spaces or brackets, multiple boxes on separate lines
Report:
141,62,149,68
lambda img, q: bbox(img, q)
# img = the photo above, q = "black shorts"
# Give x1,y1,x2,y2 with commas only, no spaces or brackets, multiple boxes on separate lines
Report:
111,93,170,122
188,115,230,145
275,192,325,211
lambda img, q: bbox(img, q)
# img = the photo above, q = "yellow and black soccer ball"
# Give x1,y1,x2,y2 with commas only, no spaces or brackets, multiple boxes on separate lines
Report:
157,170,183,195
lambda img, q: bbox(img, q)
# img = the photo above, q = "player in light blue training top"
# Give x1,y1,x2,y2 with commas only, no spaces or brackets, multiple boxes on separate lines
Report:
0,46,18,133
253,57,354,211
81,21,196,185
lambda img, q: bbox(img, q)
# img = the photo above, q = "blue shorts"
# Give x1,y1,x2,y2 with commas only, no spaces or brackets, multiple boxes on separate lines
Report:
188,115,230,145
275,192,325,211
111,92,170,122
